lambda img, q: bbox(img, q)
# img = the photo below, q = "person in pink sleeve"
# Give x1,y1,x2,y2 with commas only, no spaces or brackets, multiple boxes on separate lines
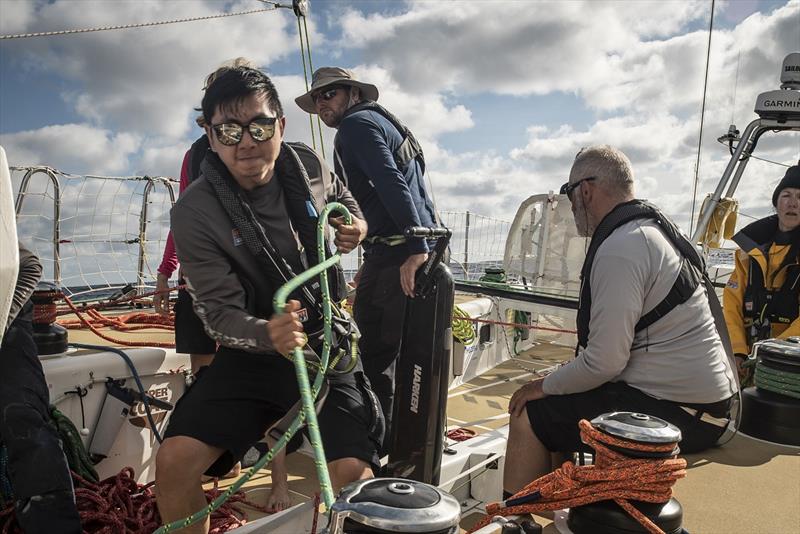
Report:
154,144,216,375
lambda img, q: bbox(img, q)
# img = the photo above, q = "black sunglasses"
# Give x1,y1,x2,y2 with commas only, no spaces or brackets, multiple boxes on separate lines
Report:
211,117,279,146
560,176,596,200
311,86,345,104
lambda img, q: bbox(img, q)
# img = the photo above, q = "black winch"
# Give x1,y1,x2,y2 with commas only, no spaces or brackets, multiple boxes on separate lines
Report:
324,478,460,534
739,338,800,446
590,411,682,458
567,412,686,534
30,281,68,355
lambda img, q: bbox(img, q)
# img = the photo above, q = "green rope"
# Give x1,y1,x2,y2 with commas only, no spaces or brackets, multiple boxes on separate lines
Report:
479,267,506,284
154,202,352,532
452,305,476,345
512,310,531,353
755,363,800,399
272,202,354,510
50,406,98,483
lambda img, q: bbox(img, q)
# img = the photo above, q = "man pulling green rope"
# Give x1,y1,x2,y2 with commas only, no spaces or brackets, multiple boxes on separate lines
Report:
154,65,383,534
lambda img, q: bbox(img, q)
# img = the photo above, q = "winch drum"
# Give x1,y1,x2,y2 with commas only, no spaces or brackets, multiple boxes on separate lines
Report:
324,478,460,534
567,412,685,534
739,338,800,446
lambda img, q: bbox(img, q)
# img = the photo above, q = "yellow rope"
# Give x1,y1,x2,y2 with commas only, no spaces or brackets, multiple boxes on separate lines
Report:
452,305,476,345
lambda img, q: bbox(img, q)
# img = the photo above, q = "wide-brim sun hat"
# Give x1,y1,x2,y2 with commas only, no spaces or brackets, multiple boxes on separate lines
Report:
295,67,379,114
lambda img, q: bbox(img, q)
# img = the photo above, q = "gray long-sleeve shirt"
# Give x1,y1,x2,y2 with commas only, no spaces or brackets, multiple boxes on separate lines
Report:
171,155,362,355
543,219,737,404
8,244,42,326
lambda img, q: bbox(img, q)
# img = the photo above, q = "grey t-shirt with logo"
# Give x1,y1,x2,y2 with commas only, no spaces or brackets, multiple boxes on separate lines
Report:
171,167,361,355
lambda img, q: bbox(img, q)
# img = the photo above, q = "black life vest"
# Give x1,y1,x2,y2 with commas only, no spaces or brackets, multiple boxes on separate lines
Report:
576,200,705,351
338,101,426,175
188,135,210,183
200,142,347,335
274,141,347,308
735,216,800,345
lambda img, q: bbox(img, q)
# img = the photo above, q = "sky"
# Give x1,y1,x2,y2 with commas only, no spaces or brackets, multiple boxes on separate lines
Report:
1,0,799,267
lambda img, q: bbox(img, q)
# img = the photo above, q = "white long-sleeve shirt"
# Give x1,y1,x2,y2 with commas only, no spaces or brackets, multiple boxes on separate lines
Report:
543,219,737,404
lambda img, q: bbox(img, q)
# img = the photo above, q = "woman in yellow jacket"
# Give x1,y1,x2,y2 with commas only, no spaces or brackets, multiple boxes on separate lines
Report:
723,164,800,380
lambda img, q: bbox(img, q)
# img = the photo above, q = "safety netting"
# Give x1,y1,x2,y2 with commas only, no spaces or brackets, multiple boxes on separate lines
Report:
11,166,176,302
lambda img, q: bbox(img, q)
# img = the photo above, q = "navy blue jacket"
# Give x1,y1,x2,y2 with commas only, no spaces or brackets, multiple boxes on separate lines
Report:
334,105,436,259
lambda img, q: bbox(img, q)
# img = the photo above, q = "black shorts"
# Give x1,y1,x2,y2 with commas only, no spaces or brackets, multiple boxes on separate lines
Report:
526,382,732,455
174,286,216,355
164,346,383,477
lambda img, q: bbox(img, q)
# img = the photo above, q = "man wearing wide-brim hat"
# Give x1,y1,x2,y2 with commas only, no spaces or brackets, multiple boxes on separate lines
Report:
296,67,438,452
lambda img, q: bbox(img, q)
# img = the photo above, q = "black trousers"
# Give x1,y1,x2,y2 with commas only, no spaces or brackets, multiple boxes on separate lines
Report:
353,256,408,453
0,309,81,534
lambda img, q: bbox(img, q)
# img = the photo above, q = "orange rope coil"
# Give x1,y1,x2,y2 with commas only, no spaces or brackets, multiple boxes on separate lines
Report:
469,419,687,534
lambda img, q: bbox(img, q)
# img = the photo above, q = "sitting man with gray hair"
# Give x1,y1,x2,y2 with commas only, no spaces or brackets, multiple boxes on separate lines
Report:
504,145,739,496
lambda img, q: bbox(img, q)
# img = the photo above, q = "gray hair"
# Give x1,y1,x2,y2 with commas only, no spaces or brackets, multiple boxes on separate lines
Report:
571,145,635,199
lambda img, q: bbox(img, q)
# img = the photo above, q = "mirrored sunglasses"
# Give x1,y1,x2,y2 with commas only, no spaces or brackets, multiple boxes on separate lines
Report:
211,117,278,146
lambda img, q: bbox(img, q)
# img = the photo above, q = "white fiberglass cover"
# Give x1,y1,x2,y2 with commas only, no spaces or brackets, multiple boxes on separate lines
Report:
503,193,587,299
0,146,20,342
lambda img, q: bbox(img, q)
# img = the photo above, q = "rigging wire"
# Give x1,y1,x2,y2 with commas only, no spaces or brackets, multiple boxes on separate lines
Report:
297,16,318,151
303,15,327,159
716,137,795,167
0,5,284,40
294,7,326,158
730,51,741,125
689,0,716,237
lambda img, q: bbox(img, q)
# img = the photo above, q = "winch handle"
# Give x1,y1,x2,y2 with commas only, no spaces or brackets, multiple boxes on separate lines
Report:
405,225,452,298
404,226,451,239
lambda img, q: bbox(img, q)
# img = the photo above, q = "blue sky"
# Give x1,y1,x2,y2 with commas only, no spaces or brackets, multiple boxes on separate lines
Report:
1,0,798,230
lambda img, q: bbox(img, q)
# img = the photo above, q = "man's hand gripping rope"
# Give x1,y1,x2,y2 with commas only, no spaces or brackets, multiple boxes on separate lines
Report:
154,202,353,533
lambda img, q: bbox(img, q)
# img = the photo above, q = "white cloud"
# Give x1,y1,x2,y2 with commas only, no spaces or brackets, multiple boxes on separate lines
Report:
1,123,140,174
335,0,711,100
334,0,798,119
137,141,187,178
348,64,473,140
297,0,797,237
2,0,300,140
1,0,797,242
0,0,36,35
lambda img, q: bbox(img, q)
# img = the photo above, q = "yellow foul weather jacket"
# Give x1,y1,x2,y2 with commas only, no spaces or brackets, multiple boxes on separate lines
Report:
723,215,800,356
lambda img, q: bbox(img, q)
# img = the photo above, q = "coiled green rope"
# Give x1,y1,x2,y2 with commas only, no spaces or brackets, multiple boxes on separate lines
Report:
50,406,98,483
155,202,352,532
754,363,800,400
452,305,476,345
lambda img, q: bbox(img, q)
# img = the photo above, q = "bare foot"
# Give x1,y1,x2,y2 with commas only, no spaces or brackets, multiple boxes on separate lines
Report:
223,462,241,479
264,482,291,513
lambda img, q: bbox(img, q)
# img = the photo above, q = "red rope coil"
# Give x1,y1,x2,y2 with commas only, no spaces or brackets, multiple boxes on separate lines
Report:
0,468,276,533
446,427,477,442
468,418,687,534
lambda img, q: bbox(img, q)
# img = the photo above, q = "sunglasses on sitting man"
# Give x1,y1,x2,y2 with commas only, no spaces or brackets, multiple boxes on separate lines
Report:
559,176,596,200
211,117,279,146
311,85,347,104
